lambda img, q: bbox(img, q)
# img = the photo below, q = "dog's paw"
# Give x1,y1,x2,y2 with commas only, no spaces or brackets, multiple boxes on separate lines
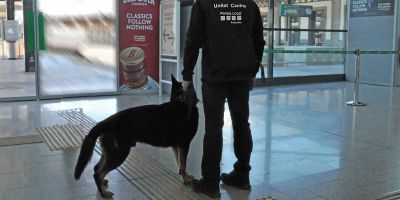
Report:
101,190,114,198
182,174,194,185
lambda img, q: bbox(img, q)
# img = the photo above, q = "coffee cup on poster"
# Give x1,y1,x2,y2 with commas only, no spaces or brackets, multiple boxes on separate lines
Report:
120,47,148,89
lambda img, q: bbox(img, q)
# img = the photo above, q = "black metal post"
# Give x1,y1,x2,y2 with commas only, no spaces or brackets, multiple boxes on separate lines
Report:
6,0,15,20
23,0,36,72
308,11,316,46
267,0,274,78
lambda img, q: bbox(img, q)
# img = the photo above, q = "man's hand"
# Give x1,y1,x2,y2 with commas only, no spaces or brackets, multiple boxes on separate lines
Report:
182,81,193,91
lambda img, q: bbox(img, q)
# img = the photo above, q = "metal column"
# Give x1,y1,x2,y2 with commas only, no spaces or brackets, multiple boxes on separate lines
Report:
6,0,17,59
267,0,274,78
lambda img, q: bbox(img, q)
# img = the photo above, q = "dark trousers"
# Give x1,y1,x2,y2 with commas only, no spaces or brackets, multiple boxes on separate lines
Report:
201,80,253,185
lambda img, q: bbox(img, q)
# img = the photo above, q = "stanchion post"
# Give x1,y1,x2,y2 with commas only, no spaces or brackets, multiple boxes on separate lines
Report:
2,41,4,60
260,64,266,82
346,49,366,106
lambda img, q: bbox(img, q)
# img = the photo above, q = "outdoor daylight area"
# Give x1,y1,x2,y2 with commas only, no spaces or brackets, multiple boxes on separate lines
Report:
37,0,117,96
256,0,347,78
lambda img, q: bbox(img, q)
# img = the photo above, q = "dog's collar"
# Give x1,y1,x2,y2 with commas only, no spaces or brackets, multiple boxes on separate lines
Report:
173,89,199,105
172,89,185,103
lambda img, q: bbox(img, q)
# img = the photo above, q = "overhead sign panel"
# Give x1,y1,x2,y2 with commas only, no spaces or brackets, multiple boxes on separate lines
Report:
279,4,313,17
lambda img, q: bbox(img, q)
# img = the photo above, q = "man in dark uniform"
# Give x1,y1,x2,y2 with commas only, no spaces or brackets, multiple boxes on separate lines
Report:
182,0,265,198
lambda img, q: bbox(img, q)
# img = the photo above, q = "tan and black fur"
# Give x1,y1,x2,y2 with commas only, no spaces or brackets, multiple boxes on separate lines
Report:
74,74,199,198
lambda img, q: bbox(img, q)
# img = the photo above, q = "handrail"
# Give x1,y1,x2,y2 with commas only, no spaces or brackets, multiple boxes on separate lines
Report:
263,28,347,32
264,49,400,55
262,49,400,106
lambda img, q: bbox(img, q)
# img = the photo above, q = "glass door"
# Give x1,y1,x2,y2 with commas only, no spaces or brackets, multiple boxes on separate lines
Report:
0,0,36,100
36,0,118,98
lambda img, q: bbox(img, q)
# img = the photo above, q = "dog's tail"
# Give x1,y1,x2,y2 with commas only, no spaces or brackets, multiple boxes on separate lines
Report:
74,122,105,179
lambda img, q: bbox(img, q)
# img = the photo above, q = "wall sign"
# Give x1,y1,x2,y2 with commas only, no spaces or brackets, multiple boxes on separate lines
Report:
161,0,177,55
3,20,19,42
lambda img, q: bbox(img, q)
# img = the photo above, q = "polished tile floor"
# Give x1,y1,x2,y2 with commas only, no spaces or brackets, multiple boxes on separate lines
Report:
0,81,399,200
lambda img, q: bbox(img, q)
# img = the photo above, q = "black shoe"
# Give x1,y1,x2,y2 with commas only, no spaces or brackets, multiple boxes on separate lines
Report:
221,171,251,190
191,178,221,198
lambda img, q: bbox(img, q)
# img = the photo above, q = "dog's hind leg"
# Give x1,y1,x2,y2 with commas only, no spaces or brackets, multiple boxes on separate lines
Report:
94,151,108,186
94,147,130,198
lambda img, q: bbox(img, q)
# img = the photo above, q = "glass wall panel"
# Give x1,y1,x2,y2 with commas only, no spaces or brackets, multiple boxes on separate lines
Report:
37,0,117,97
273,31,346,77
0,0,36,99
255,0,347,79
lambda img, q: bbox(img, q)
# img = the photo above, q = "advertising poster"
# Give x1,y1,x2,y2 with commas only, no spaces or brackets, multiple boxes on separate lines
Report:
350,0,394,17
119,0,160,91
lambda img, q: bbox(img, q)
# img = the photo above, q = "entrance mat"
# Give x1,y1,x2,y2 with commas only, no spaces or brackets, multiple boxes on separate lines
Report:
0,135,42,147
371,191,400,200
37,108,95,151
48,108,211,199
37,124,87,151
57,108,97,127
0,81,36,90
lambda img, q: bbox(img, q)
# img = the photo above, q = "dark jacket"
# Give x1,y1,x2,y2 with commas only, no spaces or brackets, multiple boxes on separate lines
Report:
182,0,266,82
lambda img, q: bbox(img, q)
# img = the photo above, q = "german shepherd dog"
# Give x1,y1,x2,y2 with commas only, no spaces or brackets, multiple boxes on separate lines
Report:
74,74,199,198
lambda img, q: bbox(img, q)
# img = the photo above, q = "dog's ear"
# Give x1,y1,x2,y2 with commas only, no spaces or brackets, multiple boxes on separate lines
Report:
171,74,179,86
